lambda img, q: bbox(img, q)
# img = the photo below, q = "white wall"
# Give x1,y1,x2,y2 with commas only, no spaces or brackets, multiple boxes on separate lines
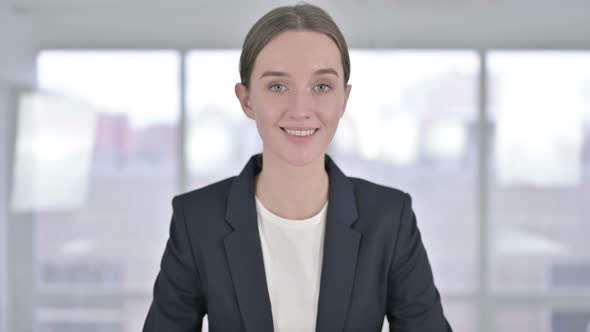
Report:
0,8,35,331
0,2,589,79
11,1,590,50
0,81,9,332
0,10,35,85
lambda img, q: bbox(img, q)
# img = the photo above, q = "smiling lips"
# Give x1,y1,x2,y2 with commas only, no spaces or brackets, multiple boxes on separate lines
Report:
280,127,319,137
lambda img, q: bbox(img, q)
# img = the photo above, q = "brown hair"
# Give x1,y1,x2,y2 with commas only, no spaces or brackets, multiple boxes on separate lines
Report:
239,2,350,89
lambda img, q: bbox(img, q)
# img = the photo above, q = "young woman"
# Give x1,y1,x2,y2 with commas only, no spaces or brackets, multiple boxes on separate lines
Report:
144,3,452,332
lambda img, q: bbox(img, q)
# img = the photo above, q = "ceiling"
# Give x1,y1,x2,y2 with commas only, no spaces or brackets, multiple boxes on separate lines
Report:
2,0,590,14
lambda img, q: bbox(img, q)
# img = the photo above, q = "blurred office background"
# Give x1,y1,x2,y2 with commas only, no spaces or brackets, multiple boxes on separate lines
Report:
1,0,590,331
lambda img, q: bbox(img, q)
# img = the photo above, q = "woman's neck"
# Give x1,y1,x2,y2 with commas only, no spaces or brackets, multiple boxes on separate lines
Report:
255,151,329,220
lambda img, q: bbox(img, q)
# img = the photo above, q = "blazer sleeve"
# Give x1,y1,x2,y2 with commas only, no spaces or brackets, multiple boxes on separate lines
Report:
386,193,453,332
143,196,207,331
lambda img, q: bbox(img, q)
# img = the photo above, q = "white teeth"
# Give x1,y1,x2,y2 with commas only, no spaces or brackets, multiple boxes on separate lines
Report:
284,128,317,137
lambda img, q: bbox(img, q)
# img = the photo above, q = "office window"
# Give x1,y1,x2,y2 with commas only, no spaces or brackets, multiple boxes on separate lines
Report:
496,306,590,332
20,48,589,332
488,52,590,294
332,50,480,294
443,301,479,332
186,50,261,190
33,50,180,331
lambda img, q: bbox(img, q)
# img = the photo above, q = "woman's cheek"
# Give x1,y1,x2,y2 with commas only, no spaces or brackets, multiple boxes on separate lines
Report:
325,108,343,126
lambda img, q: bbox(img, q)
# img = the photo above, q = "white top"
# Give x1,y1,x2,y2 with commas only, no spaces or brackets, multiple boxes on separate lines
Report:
255,195,328,332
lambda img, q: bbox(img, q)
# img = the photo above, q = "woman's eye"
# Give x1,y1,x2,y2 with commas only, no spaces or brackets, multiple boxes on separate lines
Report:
315,83,332,93
269,83,286,92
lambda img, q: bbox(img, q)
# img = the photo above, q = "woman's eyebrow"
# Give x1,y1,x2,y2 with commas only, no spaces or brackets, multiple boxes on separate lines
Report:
259,68,339,79
260,70,288,78
314,68,339,77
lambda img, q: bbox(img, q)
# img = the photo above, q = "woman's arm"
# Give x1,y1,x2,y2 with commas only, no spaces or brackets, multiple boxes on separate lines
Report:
143,196,207,331
386,193,453,331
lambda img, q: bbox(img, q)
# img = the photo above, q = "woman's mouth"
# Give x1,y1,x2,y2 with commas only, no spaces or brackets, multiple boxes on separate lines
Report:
280,127,319,137
280,127,319,144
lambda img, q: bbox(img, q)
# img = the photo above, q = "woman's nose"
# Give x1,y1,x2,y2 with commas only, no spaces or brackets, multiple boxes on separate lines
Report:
288,91,314,119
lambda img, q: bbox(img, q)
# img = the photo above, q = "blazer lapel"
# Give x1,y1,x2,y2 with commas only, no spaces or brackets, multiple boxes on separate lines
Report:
315,154,361,332
223,153,361,332
224,154,274,332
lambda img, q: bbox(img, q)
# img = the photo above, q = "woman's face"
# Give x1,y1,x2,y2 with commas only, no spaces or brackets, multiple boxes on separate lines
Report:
235,30,351,167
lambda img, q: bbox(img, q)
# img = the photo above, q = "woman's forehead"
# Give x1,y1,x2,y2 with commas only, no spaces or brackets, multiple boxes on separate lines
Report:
253,30,343,78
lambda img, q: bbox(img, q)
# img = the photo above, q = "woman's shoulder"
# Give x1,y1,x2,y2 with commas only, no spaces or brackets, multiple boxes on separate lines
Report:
349,177,408,197
172,176,237,208
348,176,409,202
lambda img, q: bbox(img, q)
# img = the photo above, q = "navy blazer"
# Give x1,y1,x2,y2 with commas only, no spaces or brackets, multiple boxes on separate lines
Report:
144,153,452,332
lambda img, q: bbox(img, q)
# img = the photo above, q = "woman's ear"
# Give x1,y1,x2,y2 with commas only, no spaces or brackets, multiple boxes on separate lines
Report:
235,83,255,120
340,84,352,118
